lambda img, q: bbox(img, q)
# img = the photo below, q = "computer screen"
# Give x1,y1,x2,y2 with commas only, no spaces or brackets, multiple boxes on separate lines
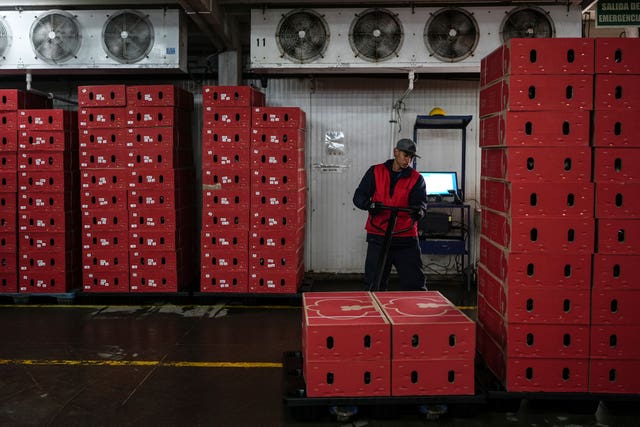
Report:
420,171,458,197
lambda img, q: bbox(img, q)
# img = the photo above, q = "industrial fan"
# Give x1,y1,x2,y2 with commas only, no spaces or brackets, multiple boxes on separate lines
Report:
30,10,82,64
276,9,329,63
349,8,403,62
102,10,154,64
424,8,479,63
500,6,555,43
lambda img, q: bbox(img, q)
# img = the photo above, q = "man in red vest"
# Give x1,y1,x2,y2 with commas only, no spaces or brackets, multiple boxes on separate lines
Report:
353,138,428,291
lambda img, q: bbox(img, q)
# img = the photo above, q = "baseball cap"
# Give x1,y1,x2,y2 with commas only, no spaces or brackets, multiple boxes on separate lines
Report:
395,138,420,158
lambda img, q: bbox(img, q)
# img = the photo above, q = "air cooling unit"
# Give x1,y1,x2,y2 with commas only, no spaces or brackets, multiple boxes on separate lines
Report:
250,5,582,73
0,8,186,73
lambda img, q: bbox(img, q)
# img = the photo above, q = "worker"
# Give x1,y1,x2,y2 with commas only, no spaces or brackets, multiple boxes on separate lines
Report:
353,138,428,291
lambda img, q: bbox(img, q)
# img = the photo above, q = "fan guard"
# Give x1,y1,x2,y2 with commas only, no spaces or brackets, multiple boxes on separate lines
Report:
500,6,555,43
349,8,403,63
424,8,479,63
30,10,82,64
102,10,154,64
0,18,10,59
276,9,329,64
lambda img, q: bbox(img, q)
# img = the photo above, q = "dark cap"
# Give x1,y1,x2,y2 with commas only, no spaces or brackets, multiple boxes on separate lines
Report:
395,138,420,158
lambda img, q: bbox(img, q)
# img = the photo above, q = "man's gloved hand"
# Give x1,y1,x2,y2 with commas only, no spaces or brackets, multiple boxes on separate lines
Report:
410,208,425,222
368,201,382,216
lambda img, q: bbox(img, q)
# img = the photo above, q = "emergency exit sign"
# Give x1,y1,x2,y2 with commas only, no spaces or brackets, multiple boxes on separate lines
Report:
596,0,640,27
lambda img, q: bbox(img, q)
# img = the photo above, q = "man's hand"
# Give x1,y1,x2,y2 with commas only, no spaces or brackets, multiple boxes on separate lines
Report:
368,201,382,216
410,208,425,222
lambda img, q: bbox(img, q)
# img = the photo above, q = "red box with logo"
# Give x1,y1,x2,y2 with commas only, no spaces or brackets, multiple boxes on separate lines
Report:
251,188,306,210
202,188,250,210
77,85,127,107
481,209,594,254
83,269,129,292
253,107,306,129
200,268,248,293
201,207,251,230
80,189,127,211
127,145,192,170
129,208,187,231
202,169,250,190
18,130,77,151
83,249,128,272
202,148,250,171
130,228,193,251
250,207,305,230
202,86,265,107
248,265,303,293
374,291,475,359
391,359,474,396
126,85,193,109
19,210,74,233
597,219,640,254
19,269,77,293
303,292,390,362
202,249,248,272
202,127,250,152
249,227,304,252
130,168,192,190
81,169,130,190
19,250,77,273
79,128,127,150
203,107,251,128
80,148,128,169
78,107,127,129
595,38,640,74
480,179,594,218
592,254,640,290
19,192,77,213
126,126,190,148
250,148,305,171
249,248,303,271
17,109,77,131
18,150,77,172
129,268,182,293
18,170,77,193
589,359,640,394
250,168,306,191
201,230,248,251
479,237,591,289
125,106,189,127
595,74,640,111
82,230,128,251
481,146,591,182
82,209,127,231
251,128,305,150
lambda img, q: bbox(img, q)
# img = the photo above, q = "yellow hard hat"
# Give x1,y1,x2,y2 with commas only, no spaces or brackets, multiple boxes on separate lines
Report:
429,107,446,116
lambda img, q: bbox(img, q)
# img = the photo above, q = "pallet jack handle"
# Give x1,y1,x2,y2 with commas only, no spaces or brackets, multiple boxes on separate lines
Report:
368,204,420,292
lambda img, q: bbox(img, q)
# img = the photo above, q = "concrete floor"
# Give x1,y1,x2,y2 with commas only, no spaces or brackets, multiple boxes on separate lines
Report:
0,278,639,426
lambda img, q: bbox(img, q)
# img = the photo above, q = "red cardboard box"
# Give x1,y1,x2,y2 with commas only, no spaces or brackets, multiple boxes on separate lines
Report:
594,74,640,111
126,85,193,109
251,128,305,150
594,148,640,182
305,359,390,398
18,130,77,151
591,289,640,325
589,359,640,394
252,107,306,129
597,219,640,254
592,254,640,290
77,85,127,107
392,359,474,396
590,325,640,359
373,291,475,360
593,110,640,148
202,86,265,107
595,38,640,74
200,269,248,293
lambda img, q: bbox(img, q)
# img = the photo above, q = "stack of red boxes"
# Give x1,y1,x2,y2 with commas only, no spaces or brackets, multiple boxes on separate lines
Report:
477,39,595,392
200,86,265,292
78,85,130,292
17,108,79,293
302,292,391,397
78,84,196,293
249,106,306,293
302,291,475,397
590,38,640,394
0,90,51,293
125,85,196,292
374,292,475,396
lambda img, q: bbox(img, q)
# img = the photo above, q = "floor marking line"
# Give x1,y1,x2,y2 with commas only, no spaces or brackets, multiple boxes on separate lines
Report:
0,359,283,368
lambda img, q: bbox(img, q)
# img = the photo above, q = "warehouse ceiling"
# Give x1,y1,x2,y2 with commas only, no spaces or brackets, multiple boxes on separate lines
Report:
4,1,585,54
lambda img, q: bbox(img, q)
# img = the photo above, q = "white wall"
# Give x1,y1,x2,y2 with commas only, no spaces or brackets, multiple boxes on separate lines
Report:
259,75,481,273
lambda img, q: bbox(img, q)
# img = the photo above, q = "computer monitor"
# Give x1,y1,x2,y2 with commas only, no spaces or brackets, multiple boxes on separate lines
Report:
420,171,458,197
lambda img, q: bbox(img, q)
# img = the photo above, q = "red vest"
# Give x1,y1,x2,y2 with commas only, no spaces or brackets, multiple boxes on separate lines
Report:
365,164,420,237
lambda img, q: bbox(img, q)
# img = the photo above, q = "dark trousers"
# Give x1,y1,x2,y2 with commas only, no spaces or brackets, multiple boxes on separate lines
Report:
364,235,427,291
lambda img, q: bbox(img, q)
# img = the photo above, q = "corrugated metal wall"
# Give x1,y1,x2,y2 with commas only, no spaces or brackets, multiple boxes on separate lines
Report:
259,76,481,273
